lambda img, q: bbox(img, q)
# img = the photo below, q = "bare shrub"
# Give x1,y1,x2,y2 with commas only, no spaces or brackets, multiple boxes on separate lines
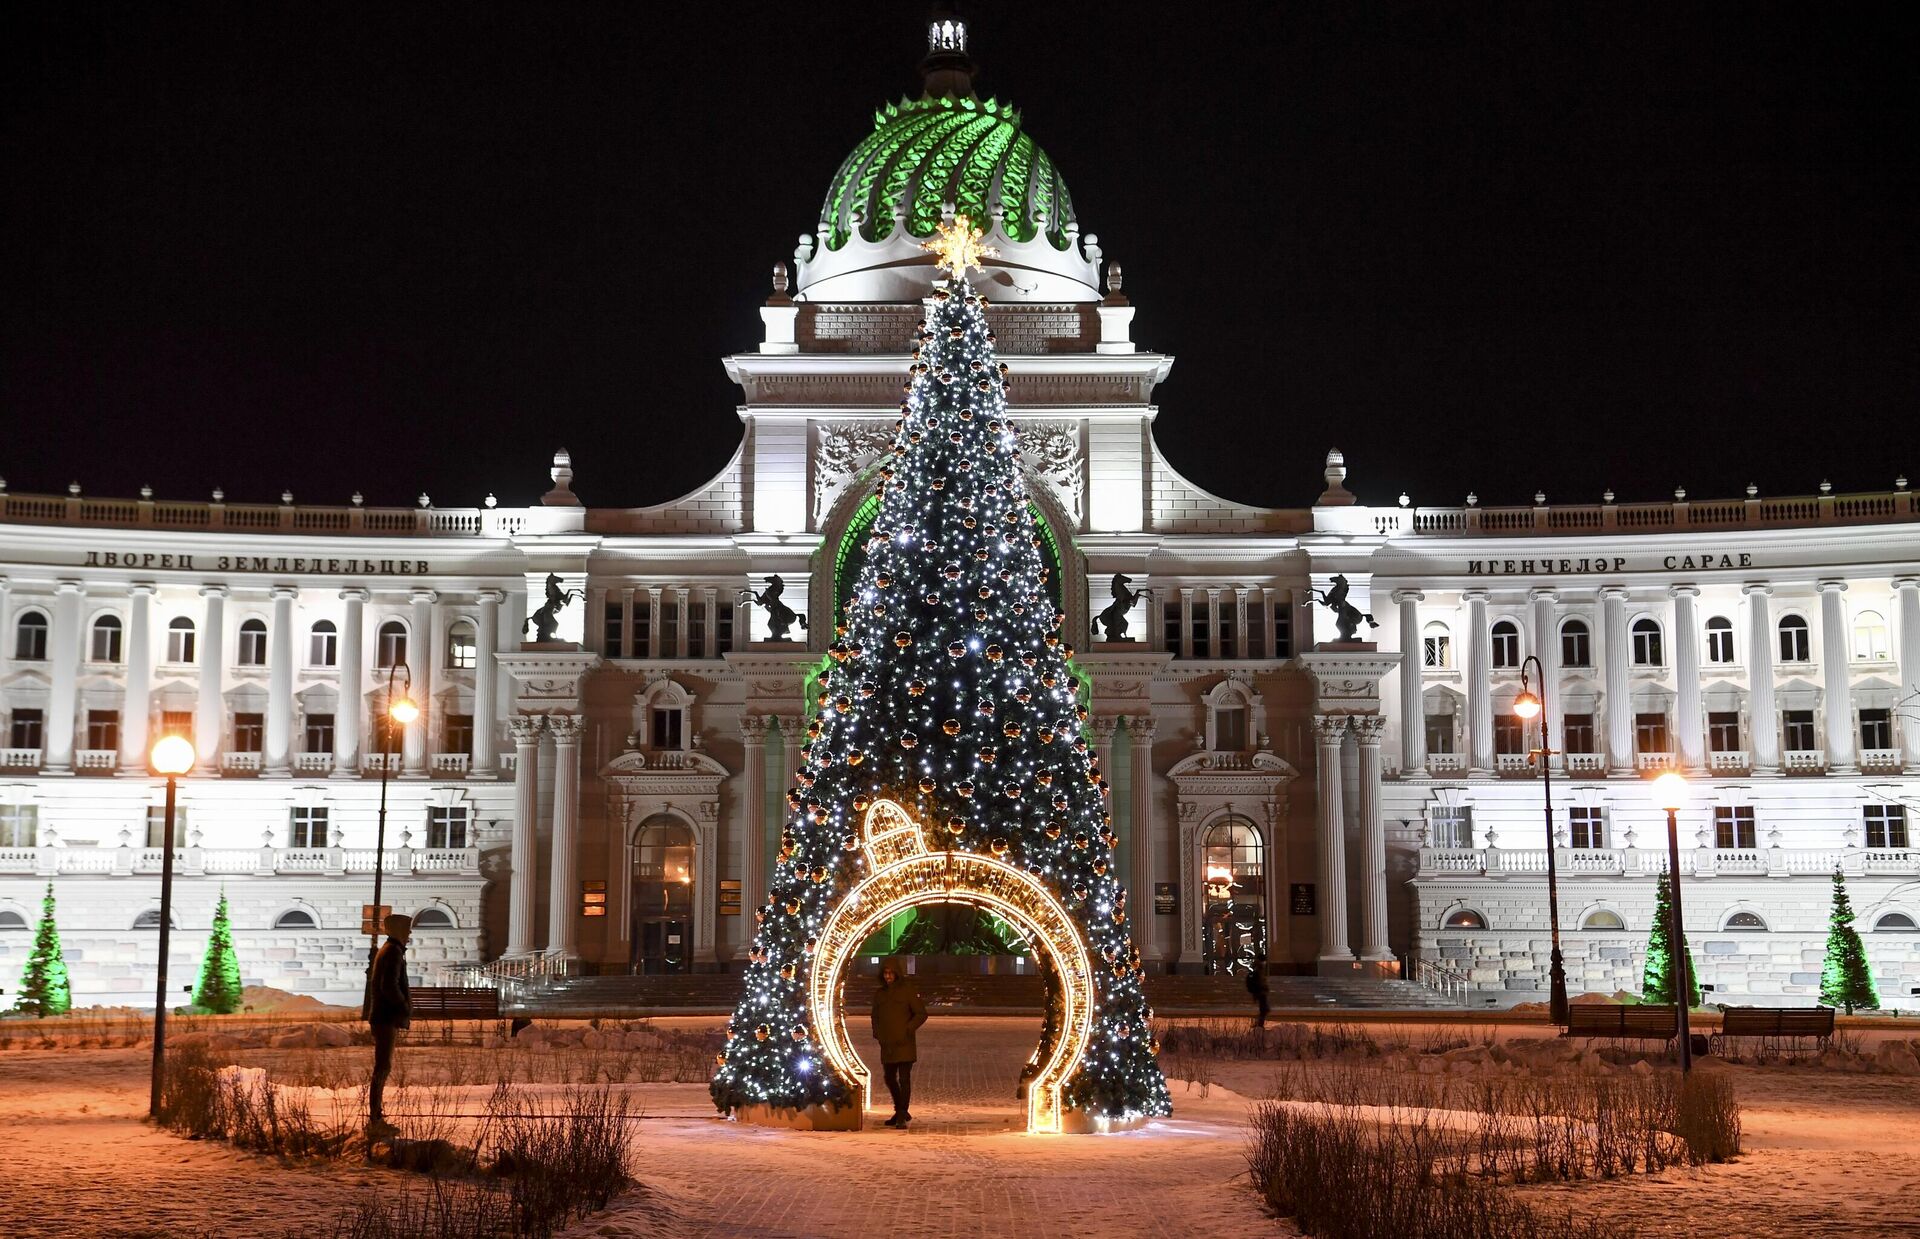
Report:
1672,1071,1741,1163
310,1179,512,1239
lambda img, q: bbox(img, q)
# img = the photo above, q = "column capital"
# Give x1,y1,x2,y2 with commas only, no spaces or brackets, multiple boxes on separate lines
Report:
740,713,771,742
506,714,546,744
1892,577,1920,592
545,713,585,744
410,587,440,605
1351,714,1387,743
476,589,506,606
1815,579,1848,595
1312,714,1350,742
57,579,86,595
1741,582,1774,598
1178,585,1195,599
269,584,299,601
198,583,228,599
1668,583,1701,600
1089,715,1119,741
1527,587,1560,603
1600,585,1630,602
128,581,157,597
1390,588,1424,605
1126,718,1157,744
339,587,370,603
1461,587,1490,603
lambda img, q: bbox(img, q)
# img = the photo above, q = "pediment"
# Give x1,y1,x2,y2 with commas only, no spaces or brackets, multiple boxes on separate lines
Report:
1167,749,1298,793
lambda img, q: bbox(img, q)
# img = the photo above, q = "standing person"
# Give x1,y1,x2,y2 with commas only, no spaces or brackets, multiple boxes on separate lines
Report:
1246,949,1271,1028
870,958,927,1128
362,913,413,1138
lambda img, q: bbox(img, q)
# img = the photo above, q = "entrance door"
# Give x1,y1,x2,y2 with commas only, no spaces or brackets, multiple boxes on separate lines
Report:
1201,817,1267,975
631,817,695,975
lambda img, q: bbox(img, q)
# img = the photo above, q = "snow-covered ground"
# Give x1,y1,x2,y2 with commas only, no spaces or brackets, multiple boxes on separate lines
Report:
2,1014,1918,1237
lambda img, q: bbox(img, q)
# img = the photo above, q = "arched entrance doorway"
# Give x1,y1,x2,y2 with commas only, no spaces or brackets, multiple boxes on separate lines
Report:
1201,816,1266,975
809,799,1098,1133
630,816,694,974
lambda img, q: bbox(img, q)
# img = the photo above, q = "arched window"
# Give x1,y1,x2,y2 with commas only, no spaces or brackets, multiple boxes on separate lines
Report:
0,909,27,929
412,906,454,929
1443,909,1487,930
1631,618,1663,666
1490,620,1521,668
445,620,477,670
1873,912,1918,932
1559,619,1592,668
1723,910,1768,932
308,619,338,667
376,620,407,668
132,908,171,929
90,614,124,663
274,908,317,929
1202,818,1266,974
1778,615,1810,663
237,617,268,666
14,611,49,661
1853,610,1890,661
1704,616,1735,664
1580,909,1626,930
1422,621,1452,669
166,616,196,663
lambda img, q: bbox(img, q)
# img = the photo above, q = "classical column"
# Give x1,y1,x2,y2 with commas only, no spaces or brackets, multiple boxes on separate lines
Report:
1234,589,1251,660
43,581,84,773
1091,717,1118,820
619,587,636,658
1897,578,1920,767
1394,590,1426,776
1464,589,1494,776
471,591,502,776
740,714,771,927
1178,587,1194,660
1127,719,1156,918
1744,584,1779,775
264,586,296,775
676,588,691,659
403,589,436,776
647,587,663,659
1353,715,1391,962
333,589,367,775
1205,589,1221,660
119,584,155,771
506,714,543,955
194,585,228,765
1602,586,1633,775
546,713,584,957
1670,585,1705,773
702,587,719,659
1529,588,1562,763
1313,714,1352,966
1817,580,1856,773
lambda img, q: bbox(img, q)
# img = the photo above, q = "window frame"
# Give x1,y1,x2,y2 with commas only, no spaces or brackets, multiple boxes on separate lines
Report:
288,806,329,850
1714,805,1758,850
13,610,50,661
166,616,197,664
1704,616,1735,664
1559,619,1592,668
90,614,124,663
1864,804,1909,850
445,620,478,670
1489,620,1521,669
308,619,339,667
426,805,470,850
375,620,408,669
1630,617,1664,666
1567,805,1606,850
1777,614,1811,663
236,617,269,667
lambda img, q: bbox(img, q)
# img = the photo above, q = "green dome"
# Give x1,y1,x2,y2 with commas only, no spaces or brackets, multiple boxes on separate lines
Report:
821,96,1077,252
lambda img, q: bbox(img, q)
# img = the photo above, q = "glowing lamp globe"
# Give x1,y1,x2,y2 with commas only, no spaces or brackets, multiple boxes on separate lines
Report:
1650,771,1687,812
150,734,196,777
1511,690,1542,720
388,696,420,725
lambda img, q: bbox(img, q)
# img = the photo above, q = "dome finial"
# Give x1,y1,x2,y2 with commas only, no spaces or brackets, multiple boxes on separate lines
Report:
920,3,977,100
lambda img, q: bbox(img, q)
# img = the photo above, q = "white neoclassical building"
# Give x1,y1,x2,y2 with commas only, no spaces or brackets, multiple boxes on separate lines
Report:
3,15,1917,1007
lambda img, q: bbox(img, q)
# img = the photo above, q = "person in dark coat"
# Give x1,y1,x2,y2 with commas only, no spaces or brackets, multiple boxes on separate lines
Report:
1246,950,1271,1028
869,958,928,1128
363,913,412,1137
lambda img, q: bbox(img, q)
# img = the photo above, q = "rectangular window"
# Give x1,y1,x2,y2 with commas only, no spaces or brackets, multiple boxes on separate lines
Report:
1213,707,1247,753
1162,601,1183,656
233,713,265,754
288,806,329,850
603,598,625,656
1714,805,1758,850
1218,607,1237,660
167,624,195,664
146,805,187,848
1562,713,1596,754
237,624,268,666
1860,708,1893,750
446,626,477,669
86,710,119,752
1430,806,1473,849
1864,805,1910,850
8,709,44,751
1783,709,1816,751
1568,806,1606,850
1273,603,1292,659
652,707,683,751
427,805,470,850
309,626,338,666
1561,625,1591,667
1706,624,1736,664
91,621,123,663
717,601,735,653
1634,712,1670,754
634,601,652,658
1424,634,1451,669
1494,715,1526,756
304,714,335,754
1191,606,1211,659
1246,601,1268,660
1424,713,1456,755
0,805,37,848
689,603,708,659
444,713,474,755
1707,711,1742,753
1779,622,1810,663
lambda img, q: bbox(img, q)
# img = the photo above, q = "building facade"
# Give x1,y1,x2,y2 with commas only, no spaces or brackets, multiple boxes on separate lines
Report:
4,19,1917,1007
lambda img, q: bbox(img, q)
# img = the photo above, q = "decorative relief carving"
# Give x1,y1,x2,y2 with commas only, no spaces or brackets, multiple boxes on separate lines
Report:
813,421,898,527
1015,422,1083,525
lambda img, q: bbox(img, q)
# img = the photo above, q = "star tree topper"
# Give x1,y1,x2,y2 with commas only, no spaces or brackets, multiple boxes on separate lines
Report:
922,214,999,279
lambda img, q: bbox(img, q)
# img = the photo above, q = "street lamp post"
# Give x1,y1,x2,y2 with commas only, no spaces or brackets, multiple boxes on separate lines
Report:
1652,771,1694,1072
368,662,418,967
1512,658,1568,1026
148,734,197,1118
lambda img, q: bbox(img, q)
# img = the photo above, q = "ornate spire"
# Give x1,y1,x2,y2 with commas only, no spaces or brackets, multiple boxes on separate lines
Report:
919,3,977,100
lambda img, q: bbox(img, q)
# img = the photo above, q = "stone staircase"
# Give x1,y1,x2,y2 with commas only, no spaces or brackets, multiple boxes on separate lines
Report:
503,970,1461,1017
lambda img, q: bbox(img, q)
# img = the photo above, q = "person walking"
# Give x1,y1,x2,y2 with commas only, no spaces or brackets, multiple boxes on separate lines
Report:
870,958,927,1128
362,912,413,1138
1246,949,1271,1028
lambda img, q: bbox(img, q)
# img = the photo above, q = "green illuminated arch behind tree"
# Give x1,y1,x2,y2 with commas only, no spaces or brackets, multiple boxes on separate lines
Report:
835,490,1063,625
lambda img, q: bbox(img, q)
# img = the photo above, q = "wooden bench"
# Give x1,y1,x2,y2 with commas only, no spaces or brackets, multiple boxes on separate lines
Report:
409,986,501,1020
1712,1006,1834,1053
1564,1004,1678,1042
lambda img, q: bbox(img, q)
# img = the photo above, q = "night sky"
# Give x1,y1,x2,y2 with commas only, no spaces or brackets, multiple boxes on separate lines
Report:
3,2,1915,512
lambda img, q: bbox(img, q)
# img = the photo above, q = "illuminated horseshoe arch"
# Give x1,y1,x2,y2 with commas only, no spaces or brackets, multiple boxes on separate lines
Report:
810,799,1096,1133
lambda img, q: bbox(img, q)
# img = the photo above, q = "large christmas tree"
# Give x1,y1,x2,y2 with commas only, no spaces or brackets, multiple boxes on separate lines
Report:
12,883,72,1018
1820,868,1878,1014
710,219,1170,1123
192,890,244,1014
1641,871,1700,1008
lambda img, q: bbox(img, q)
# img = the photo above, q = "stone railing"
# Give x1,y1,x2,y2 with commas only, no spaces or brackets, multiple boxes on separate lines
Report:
1369,484,1919,538
1783,750,1827,774
1564,753,1606,774
221,752,262,774
1861,749,1905,773
362,753,403,774
430,753,471,775
1426,753,1466,774
293,753,335,774
1418,844,1920,880
0,749,42,771
0,488,530,538
1494,753,1531,776
75,749,118,772
0,844,481,877
1635,751,1675,773
1708,751,1750,774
